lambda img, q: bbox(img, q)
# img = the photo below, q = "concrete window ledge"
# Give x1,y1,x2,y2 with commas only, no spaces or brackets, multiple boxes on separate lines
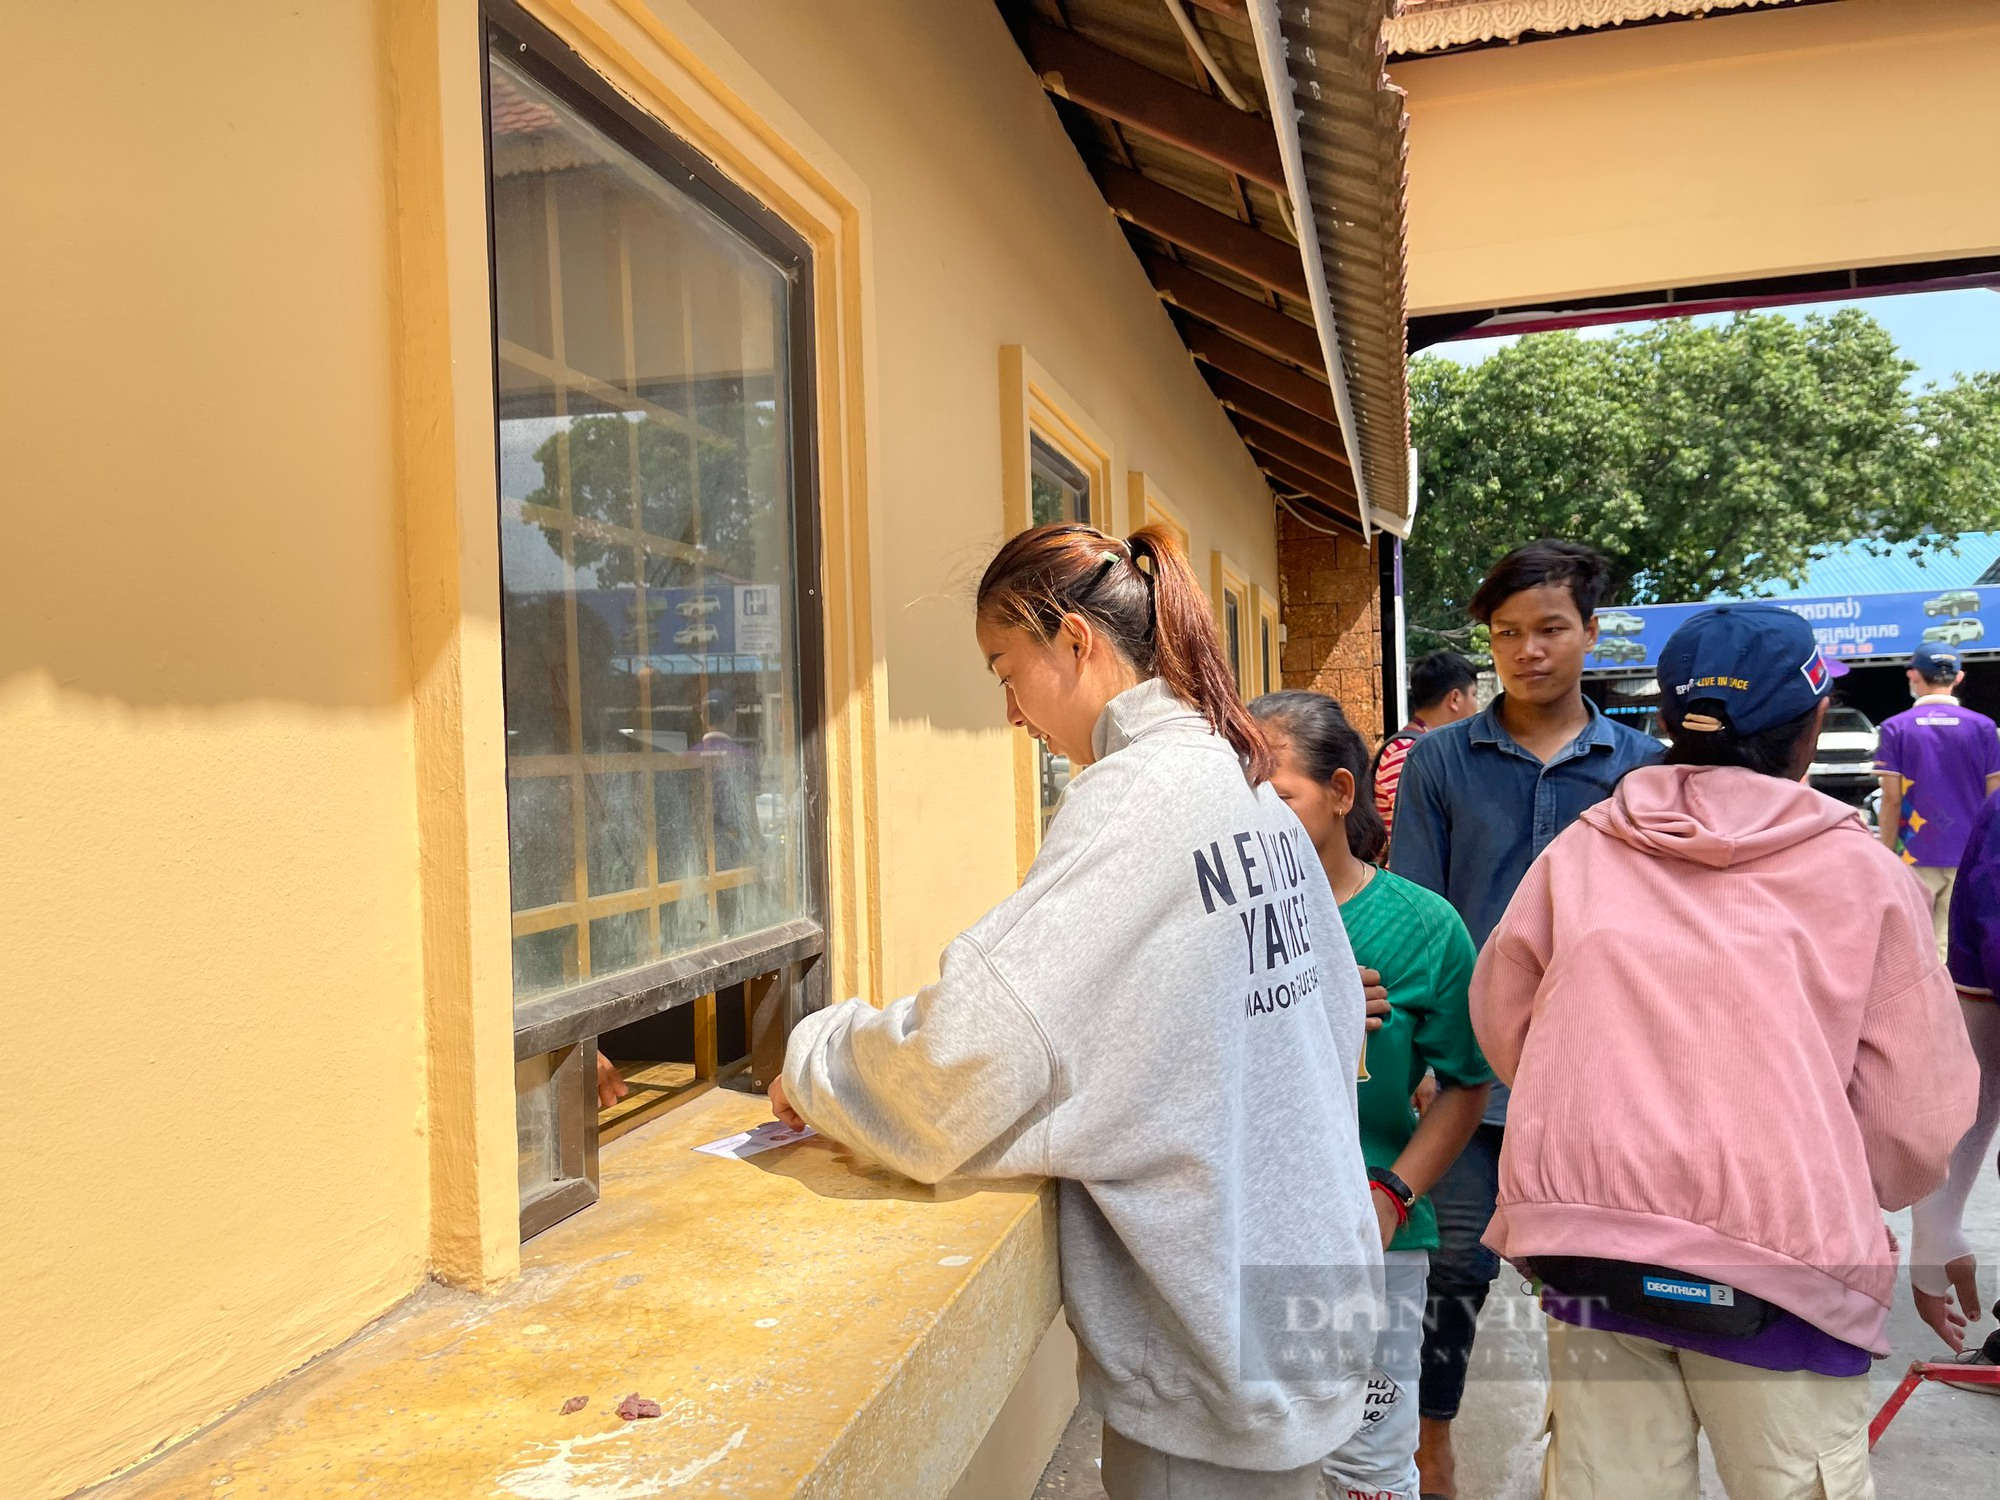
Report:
91,1091,1063,1499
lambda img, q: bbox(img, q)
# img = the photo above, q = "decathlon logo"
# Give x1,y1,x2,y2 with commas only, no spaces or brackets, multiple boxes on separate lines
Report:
1642,1275,1735,1307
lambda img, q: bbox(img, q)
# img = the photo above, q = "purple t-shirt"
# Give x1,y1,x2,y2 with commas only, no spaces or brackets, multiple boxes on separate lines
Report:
1949,791,2000,995
1876,698,2000,868
1541,1291,1870,1377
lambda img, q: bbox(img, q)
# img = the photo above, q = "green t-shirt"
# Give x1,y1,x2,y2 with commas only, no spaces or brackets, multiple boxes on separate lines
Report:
1339,866,1490,1252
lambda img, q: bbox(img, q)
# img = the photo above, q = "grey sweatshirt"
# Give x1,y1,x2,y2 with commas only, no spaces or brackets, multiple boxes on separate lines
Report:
783,678,1379,1470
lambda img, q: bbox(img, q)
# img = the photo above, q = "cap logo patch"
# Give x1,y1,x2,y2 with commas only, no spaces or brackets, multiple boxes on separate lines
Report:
1801,650,1831,694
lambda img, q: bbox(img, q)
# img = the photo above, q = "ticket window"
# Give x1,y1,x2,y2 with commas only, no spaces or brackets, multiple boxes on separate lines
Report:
487,4,827,1239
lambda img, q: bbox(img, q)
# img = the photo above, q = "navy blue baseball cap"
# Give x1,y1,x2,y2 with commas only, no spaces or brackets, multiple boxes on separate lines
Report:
1912,643,1964,678
1656,603,1840,736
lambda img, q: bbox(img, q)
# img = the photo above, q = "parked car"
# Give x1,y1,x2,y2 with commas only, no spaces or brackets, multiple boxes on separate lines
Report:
674,623,720,646
1922,616,1985,646
1808,706,1880,806
1596,609,1647,637
1590,637,1647,665
1923,589,1981,617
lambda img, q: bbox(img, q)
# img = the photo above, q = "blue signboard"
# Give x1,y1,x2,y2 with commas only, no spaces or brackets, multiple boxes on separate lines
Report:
569,583,785,674
1585,584,1997,674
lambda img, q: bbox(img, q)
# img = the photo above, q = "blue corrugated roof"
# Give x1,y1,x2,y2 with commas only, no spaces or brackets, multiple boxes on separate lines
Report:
1731,532,2000,599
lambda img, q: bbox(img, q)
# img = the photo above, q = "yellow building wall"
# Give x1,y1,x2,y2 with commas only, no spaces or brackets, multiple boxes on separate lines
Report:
5,1,1286,1496
0,6,431,1499
672,0,1284,996
1395,0,2000,315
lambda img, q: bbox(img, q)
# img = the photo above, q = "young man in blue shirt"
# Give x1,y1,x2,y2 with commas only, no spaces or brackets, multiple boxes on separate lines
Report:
1388,540,1663,1498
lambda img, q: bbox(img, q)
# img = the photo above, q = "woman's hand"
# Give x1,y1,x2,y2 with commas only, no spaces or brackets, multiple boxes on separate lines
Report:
1360,966,1389,1032
1913,1254,1983,1354
595,1050,629,1110
769,1075,806,1131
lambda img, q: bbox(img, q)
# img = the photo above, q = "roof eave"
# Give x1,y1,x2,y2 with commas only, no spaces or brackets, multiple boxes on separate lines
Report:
1245,0,1414,537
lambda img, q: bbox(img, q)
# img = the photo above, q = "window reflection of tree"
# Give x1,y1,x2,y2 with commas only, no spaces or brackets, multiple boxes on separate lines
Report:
513,398,788,956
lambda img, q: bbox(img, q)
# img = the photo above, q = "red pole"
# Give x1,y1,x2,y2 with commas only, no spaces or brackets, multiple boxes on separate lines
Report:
1870,1361,2000,1448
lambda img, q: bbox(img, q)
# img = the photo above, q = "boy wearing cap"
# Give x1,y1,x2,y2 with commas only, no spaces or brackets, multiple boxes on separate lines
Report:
1471,603,1977,1499
1875,643,2000,960
1388,541,1661,1496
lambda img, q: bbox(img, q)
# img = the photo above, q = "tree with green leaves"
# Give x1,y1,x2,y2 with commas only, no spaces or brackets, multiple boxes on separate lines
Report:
1405,308,2000,648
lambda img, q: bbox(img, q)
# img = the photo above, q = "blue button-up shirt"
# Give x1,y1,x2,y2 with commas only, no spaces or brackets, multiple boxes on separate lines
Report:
1388,696,1663,1122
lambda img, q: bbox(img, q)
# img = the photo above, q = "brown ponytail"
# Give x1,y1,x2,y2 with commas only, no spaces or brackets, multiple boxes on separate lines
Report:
976,521,1274,783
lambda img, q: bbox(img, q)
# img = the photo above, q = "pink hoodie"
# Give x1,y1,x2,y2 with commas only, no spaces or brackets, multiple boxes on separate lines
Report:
1471,763,1978,1353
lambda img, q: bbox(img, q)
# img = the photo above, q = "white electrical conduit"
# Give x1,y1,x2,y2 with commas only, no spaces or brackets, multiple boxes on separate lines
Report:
1162,0,1300,243
1277,492,1354,540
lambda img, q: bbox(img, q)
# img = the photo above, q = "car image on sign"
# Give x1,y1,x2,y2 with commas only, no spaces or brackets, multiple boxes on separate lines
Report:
1924,590,1981,618
677,595,722,618
1596,610,1646,637
1922,616,1985,646
674,624,719,646
1591,637,1647,665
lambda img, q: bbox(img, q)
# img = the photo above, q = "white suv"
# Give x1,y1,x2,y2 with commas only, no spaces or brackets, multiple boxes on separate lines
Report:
1923,617,1984,647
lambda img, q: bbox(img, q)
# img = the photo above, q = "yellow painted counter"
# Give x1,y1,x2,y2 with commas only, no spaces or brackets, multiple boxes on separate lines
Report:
90,1090,1061,1498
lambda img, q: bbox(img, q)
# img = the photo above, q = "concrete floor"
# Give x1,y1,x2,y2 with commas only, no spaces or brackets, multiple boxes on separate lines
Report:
1034,1166,2000,1498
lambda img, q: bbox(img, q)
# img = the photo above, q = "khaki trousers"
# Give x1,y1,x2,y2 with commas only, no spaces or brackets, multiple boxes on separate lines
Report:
1914,865,1957,964
1099,1426,1323,1500
1542,1320,1874,1500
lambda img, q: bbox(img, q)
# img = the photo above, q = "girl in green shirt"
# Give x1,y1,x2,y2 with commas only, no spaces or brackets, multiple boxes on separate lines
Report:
1251,691,1491,1500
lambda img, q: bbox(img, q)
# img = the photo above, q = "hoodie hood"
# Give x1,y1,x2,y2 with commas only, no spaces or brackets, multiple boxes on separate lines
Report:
1580,763,1863,869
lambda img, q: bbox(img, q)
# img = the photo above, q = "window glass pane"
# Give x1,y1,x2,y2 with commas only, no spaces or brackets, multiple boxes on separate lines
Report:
490,53,810,1016
1026,437,1089,831
516,1053,559,1197
1225,592,1243,690
1029,434,1090,527
1260,617,1273,695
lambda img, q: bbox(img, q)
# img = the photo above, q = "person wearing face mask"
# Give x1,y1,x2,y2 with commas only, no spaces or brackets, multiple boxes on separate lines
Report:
769,522,1381,1500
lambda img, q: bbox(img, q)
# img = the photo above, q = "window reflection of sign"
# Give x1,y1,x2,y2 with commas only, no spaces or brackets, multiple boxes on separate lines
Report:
736,583,781,656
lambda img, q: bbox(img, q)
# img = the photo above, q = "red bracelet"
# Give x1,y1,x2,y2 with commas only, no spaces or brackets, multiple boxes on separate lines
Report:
1369,1178,1410,1228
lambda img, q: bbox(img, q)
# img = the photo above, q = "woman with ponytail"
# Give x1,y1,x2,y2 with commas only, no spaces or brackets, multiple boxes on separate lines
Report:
772,522,1379,1498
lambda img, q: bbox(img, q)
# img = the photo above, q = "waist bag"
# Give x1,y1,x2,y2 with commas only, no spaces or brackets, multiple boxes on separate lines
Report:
1530,1256,1784,1339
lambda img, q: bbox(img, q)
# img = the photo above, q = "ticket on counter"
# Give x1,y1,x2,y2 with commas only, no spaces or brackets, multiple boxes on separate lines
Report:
693,1120,817,1159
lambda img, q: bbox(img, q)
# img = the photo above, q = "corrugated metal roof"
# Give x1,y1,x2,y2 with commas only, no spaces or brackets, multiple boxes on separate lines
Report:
1385,0,1806,57
1254,0,1413,532
1738,533,2000,600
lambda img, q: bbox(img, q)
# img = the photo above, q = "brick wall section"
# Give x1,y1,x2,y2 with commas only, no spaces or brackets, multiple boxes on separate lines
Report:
1276,509,1384,740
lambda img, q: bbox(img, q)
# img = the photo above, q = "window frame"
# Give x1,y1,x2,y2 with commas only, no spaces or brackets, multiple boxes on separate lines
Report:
1212,552,1251,694
999,347,1114,878
1253,586,1282,697
484,0,830,1234
1128,471,1189,557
